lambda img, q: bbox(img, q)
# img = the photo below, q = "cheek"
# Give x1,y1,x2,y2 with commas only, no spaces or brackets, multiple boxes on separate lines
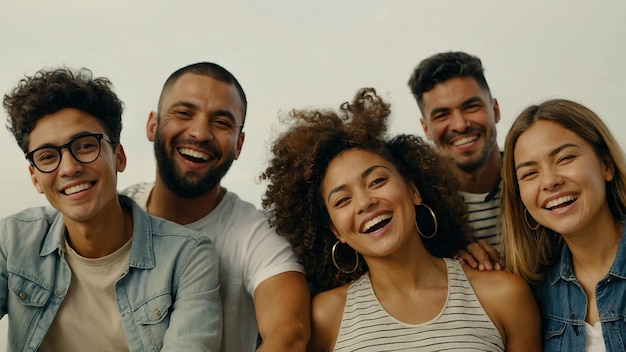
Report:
517,182,536,208
430,123,446,139
327,209,351,234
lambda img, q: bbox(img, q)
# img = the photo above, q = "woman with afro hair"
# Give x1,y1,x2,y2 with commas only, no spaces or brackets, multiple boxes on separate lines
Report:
261,88,540,351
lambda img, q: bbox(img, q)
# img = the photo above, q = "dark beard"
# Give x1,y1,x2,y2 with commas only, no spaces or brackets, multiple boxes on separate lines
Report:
154,133,235,199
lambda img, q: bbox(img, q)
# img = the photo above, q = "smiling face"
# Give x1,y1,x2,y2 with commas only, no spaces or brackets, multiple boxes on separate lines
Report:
322,148,422,258
514,120,614,238
27,108,126,223
147,73,245,198
420,77,500,173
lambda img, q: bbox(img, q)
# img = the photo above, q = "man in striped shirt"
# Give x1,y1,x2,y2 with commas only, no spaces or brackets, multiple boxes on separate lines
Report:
408,51,503,271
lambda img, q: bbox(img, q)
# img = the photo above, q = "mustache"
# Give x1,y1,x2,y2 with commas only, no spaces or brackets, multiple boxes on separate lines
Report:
172,138,222,159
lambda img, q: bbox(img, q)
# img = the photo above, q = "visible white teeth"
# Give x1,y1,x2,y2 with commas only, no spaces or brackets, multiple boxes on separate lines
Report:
362,214,391,233
452,135,478,146
545,195,578,209
179,148,209,160
64,183,91,195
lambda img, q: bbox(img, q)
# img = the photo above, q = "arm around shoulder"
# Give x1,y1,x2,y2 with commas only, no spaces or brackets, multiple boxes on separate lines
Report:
161,237,222,351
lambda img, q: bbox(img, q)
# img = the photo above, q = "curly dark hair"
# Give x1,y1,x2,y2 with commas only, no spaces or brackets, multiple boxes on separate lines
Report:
261,88,471,295
408,51,491,113
3,67,124,153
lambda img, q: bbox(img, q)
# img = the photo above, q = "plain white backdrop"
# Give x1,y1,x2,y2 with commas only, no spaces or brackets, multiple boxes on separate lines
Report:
1,0,625,349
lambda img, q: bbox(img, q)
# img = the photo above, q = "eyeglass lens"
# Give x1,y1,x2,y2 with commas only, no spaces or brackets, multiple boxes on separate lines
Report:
31,134,103,173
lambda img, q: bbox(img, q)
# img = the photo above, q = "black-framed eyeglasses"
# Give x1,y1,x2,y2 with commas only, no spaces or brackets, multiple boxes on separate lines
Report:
25,133,113,173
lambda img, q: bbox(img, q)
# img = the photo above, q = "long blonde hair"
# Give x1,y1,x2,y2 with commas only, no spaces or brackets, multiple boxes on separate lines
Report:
502,99,626,282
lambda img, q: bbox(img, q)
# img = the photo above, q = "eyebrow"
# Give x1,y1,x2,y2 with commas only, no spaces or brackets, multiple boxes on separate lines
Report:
515,143,579,171
428,96,484,118
31,131,99,150
326,164,390,202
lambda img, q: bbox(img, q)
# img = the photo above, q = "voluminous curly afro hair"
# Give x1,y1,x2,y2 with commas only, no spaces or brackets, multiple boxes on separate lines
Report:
4,67,124,153
261,88,471,295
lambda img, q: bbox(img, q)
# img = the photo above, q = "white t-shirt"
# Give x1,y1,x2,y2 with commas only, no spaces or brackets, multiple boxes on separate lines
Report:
123,182,304,352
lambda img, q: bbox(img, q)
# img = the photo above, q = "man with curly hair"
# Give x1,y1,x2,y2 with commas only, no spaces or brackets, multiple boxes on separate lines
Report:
122,62,310,352
408,51,504,271
1,68,222,351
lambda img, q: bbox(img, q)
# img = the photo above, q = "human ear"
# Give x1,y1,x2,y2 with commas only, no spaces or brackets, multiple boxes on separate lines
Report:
29,166,44,194
146,111,158,142
329,222,346,243
115,144,127,172
409,182,423,205
234,131,245,160
602,155,615,182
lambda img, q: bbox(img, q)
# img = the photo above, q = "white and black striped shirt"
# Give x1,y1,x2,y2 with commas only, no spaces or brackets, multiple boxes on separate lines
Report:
334,258,504,351
462,181,502,250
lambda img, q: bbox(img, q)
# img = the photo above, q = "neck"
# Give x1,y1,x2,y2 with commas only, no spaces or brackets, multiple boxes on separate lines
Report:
566,216,623,275
366,237,446,293
64,198,133,258
455,146,501,193
148,175,225,225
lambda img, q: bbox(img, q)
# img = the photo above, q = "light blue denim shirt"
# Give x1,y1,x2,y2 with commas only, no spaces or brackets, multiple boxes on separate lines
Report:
0,195,222,351
533,226,626,351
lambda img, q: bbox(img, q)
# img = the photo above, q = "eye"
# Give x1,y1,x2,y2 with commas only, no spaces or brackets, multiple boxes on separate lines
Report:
35,150,58,163
431,112,448,121
556,154,577,164
517,169,538,181
333,196,350,208
369,176,387,188
464,103,481,112
75,141,98,151
212,118,235,130
172,109,192,119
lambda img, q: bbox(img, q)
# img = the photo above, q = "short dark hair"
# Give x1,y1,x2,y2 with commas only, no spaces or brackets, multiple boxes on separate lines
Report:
158,62,247,125
4,68,124,153
408,51,491,112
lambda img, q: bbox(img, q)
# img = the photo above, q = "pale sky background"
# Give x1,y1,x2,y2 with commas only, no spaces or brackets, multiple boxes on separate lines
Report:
0,0,625,348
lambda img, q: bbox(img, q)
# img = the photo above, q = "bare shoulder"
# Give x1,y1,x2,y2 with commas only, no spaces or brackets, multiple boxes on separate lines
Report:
308,284,350,352
312,284,349,327
462,263,541,350
463,264,532,300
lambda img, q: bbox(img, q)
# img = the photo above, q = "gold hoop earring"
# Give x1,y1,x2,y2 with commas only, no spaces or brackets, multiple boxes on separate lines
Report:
415,203,438,239
331,241,359,274
524,208,541,231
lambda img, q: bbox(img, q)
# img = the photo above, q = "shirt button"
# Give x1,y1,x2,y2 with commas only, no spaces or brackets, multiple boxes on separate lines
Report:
55,289,63,296
154,309,162,317
18,292,27,300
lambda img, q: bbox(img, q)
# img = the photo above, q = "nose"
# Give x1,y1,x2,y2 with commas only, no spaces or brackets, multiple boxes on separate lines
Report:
56,148,84,176
187,115,213,141
355,189,377,214
449,110,470,132
541,166,564,190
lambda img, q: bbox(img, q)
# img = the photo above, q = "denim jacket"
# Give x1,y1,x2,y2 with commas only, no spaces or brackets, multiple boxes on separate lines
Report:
0,195,222,351
533,227,626,351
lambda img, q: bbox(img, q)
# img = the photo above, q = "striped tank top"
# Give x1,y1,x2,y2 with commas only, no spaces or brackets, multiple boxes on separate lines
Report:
333,258,504,351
